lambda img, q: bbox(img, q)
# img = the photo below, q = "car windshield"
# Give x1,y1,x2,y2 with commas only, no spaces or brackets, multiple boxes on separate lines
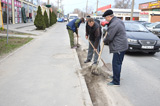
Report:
69,16,78,19
147,23,158,28
124,22,149,32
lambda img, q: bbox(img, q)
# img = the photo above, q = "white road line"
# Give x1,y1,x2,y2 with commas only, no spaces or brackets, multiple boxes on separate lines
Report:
152,57,160,61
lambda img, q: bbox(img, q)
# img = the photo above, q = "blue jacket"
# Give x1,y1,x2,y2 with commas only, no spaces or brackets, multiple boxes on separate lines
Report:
67,18,81,32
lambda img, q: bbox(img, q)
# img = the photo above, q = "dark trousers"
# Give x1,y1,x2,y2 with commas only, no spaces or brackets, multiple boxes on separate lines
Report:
112,51,125,85
87,40,100,64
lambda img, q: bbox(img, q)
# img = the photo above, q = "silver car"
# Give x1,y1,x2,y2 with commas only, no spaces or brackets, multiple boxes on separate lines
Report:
146,22,160,37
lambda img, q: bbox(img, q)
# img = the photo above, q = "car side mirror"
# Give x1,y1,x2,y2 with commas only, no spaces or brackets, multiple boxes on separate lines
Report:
153,26,156,29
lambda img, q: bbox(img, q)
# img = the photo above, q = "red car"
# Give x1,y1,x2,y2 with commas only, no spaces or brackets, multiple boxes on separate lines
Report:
101,21,108,27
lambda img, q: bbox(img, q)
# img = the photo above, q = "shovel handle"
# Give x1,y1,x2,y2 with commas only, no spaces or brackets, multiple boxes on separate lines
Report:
97,32,107,61
88,38,106,65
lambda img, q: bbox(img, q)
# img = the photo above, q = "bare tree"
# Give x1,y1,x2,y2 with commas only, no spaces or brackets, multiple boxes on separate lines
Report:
114,0,131,9
72,8,87,17
51,3,58,15
71,6,93,17
72,8,82,17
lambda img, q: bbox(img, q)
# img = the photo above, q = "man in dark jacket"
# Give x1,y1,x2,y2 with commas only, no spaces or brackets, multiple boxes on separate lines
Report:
66,18,85,49
84,18,101,64
103,9,128,86
85,15,101,40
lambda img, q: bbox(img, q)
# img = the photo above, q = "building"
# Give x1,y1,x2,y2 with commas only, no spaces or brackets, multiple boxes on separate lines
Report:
0,0,40,25
110,8,140,21
96,5,141,21
139,1,160,22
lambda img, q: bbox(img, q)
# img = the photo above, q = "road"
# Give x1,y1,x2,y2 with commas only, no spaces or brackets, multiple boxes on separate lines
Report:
78,23,160,106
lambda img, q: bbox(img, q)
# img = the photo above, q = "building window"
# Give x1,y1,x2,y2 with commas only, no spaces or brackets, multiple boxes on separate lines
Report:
1,0,12,24
29,5,33,22
33,0,37,5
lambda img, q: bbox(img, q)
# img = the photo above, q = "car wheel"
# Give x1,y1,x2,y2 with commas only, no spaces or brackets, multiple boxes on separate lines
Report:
148,52,156,55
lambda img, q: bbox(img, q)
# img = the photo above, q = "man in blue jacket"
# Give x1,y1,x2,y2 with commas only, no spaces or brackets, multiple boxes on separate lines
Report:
66,18,85,49
103,10,128,86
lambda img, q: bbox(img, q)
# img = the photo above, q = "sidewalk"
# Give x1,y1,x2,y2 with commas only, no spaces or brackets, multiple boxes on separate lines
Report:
0,23,92,106
3,23,45,35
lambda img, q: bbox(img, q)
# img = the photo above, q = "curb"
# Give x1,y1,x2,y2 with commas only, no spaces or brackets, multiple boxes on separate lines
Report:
73,49,93,106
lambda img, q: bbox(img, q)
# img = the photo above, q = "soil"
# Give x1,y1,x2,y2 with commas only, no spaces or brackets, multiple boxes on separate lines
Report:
76,46,113,106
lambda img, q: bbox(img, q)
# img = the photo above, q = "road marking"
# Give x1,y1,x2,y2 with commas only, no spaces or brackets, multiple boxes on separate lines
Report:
152,57,160,61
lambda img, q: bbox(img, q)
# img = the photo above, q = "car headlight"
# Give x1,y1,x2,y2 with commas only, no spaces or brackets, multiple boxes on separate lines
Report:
157,40,160,45
127,38,138,44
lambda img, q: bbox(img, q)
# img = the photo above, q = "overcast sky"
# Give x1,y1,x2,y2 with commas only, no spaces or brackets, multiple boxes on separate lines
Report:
41,0,154,14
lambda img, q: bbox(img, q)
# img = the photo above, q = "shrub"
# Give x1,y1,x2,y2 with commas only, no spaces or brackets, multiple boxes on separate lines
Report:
52,11,57,24
49,10,53,26
34,6,46,30
44,11,49,28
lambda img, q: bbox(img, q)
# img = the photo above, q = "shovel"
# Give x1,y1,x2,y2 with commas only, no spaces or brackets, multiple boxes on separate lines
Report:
87,38,106,66
91,32,107,75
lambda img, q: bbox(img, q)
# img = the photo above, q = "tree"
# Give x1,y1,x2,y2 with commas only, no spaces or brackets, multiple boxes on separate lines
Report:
114,0,131,9
49,10,53,26
34,6,46,30
52,11,57,24
44,10,49,28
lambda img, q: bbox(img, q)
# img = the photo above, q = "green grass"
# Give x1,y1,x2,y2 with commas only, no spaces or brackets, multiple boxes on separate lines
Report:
0,37,33,56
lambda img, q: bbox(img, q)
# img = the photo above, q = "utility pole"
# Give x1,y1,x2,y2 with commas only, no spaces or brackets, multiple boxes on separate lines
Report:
96,0,99,16
130,0,134,20
96,0,99,12
57,0,60,18
7,0,9,44
86,0,88,16
48,0,49,4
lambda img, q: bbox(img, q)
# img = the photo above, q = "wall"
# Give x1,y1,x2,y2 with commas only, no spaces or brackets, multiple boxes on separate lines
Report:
151,16,160,22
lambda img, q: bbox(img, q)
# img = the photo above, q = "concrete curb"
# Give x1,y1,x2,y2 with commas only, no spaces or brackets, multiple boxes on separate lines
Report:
72,49,93,106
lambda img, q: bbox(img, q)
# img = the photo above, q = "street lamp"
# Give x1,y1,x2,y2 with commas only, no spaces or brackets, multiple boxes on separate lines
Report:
46,0,51,8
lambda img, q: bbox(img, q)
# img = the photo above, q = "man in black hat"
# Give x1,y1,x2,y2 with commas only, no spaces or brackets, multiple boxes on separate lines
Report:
103,9,128,86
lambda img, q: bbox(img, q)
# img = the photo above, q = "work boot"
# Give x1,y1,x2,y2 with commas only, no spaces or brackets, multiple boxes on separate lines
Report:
107,81,120,86
107,76,113,82
71,46,77,49
84,59,91,63
77,44,80,47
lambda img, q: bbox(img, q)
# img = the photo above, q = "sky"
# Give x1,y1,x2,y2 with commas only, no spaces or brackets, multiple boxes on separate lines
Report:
41,0,155,14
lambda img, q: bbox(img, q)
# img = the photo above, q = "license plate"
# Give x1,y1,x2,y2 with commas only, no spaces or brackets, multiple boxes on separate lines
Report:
141,46,154,49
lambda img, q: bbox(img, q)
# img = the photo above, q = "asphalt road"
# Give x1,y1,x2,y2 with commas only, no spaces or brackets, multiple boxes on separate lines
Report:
78,23,160,106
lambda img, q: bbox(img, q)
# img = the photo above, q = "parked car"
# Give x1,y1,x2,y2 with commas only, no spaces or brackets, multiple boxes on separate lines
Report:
125,21,160,54
101,21,108,27
103,21,160,55
68,14,78,22
57,18,64,22
141,22,151,28
102,24,108,37
146,22,160,37
135,21,146,24
64,15,68,22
